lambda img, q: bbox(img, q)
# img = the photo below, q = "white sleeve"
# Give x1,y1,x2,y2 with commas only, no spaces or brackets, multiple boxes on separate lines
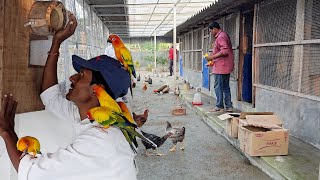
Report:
40,85,79,122
18,128,137,180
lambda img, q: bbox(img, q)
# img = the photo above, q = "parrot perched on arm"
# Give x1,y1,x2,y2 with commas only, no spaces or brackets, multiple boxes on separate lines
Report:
107,34,136,97
16,136,42,159
87,85,156,153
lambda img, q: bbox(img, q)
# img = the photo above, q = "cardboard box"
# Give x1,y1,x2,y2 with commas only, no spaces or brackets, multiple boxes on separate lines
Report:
239,112,274,119
238,114,281,127
218,113,240,138
226,117,239,138
238,126,289,156
245,115,282,127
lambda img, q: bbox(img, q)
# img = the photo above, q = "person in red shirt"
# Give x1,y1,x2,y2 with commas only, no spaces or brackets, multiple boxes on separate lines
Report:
168,45,176,76
205,22,234,112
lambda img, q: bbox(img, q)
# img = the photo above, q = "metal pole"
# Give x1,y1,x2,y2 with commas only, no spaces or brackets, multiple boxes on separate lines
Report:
154,33,157,70
173,5,177,88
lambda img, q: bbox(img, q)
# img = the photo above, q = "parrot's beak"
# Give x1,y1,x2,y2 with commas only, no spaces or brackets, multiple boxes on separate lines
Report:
107,38,111,43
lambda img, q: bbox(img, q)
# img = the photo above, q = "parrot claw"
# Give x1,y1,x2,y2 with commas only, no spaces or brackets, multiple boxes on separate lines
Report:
19,148,28,160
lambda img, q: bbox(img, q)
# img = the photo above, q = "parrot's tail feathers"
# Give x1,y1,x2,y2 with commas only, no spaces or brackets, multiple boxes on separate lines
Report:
140,134,157,148
129,65,136,78
129,84,133,98
124,127,157,148
120,129,138,154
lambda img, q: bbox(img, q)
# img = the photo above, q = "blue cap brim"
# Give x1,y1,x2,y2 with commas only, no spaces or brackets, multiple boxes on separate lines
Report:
72,55,100,72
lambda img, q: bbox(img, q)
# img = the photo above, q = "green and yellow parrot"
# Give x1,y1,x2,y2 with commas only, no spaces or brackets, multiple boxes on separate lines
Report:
88,85,156,153
107,34,136,97
17,136,42,159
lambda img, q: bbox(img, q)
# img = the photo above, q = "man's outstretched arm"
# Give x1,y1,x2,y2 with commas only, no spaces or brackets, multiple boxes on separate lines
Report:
41,14,78,92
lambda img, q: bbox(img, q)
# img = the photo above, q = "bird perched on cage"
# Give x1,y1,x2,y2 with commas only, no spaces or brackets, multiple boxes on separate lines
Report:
132,109,149,128
165,121,186,152
140,130,172,156
17,136,42,159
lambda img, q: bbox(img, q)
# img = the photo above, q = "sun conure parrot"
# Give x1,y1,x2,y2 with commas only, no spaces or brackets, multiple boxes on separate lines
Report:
107,34,136,97
88,85,156,153
16,136,42,159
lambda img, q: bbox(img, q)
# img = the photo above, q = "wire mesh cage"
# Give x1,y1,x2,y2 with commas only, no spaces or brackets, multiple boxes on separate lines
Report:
256,0,296,44
302,44,320,97
255,0,320,98
256,46,297,91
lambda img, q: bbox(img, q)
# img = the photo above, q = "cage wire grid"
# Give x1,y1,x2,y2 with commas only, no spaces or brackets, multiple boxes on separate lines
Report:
255,0,320,97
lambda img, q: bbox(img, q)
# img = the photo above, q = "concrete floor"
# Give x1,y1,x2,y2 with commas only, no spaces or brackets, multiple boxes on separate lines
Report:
126,71,271,180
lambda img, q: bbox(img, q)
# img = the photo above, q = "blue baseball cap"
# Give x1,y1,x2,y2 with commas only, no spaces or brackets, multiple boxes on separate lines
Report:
72,55,131,99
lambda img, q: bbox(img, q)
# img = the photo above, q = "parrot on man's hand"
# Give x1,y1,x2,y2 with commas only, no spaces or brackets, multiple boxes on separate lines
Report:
88,85,157,153
107,34,136,97
17,136,42,159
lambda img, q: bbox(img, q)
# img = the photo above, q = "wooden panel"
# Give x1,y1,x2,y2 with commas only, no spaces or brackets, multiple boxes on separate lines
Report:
3,0,44,113
0,0,4,108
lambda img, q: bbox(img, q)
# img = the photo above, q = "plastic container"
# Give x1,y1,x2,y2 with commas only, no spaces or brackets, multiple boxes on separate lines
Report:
192,92,203,105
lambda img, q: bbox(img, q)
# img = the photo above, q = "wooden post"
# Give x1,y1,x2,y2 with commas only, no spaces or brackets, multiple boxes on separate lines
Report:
0,0,4,109
238,12,244,101
293,0,305,93
252,4,258,108
2,0,44,113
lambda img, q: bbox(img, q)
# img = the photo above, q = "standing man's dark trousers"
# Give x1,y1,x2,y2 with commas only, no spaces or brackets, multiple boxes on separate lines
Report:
169,60,173,76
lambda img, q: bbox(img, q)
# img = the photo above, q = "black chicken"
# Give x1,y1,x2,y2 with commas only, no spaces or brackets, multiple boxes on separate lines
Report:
166,121,186,152
140,130,172,156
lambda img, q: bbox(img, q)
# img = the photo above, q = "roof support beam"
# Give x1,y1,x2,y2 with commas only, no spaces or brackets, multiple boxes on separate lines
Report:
98,13,195,17
91,2,212,8
149,0,183,36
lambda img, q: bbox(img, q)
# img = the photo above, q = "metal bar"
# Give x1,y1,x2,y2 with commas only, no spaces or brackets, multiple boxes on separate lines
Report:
98,12,195,16
142,0,160,40
107,25,172,28
173,5,177,88
149,0,183,36
154,33,157,69
253,84,320,102
182,49,203,52
91,2,212,8
254,39,320,47
103,20,185,23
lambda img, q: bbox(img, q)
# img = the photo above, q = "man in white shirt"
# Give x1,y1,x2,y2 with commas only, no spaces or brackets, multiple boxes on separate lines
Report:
0,14,137,180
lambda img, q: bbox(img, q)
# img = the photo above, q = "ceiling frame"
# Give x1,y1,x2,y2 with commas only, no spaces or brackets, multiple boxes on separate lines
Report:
91,2,213,8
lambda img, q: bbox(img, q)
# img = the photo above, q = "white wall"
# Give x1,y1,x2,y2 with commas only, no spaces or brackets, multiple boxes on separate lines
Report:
0,110,73,180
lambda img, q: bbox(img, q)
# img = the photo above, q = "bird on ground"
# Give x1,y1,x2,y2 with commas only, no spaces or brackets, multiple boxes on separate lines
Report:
132,109,149,128
87,85,156,153
107,34,136,96
147,76,152,85
165,121,186,152
174,86,180,96
137,74,141,82
140,130,172,157
16,136,42,159
142,82,148,92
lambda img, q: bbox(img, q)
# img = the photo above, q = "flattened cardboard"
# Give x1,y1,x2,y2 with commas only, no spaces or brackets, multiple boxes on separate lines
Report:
239,112,273,119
